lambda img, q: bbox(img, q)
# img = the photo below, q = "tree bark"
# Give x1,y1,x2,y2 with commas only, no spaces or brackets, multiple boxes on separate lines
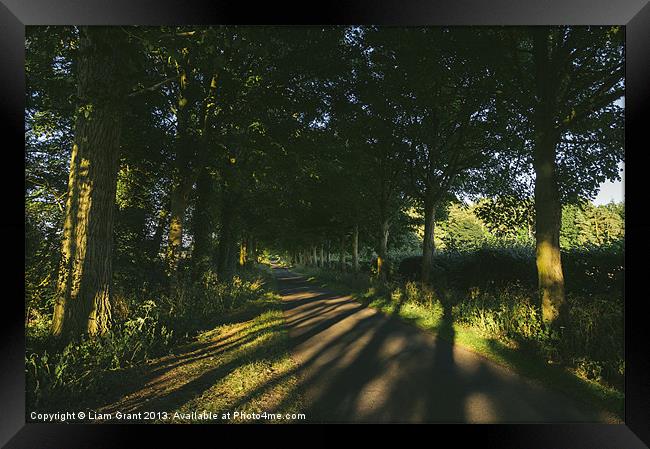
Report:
533,132,566,327
190,71,219,280
377,219,390,281
533,29,566,328
421,191,438,284
226,236,239,276
166,62,194,287
191,165,214,280
51,27,125,339
239,238,247,267
247,237,257,264
352,224,359,273
167,177,192,287
150,198,169,261
216,199,238,280
320,244,325,269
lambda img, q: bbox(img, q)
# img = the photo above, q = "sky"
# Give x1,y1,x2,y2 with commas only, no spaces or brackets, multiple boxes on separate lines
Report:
591,97,624,206
593,163,624,205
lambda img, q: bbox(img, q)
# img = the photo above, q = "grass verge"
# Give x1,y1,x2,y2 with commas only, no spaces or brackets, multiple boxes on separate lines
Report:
164,293,305,423
76,274,306,424
293,265,623,422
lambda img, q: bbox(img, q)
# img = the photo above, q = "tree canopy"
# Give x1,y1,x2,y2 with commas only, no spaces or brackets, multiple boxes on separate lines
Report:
25,25,624,341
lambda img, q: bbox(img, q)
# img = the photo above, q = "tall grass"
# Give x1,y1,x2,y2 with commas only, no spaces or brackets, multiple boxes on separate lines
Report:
26,264,276,411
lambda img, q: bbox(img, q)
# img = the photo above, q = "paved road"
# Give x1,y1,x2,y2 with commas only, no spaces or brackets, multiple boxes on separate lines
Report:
274,265,612,423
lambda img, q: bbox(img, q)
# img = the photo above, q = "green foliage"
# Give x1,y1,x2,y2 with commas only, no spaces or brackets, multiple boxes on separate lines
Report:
26,266,274,410
26,298,175,409
474,196,535,244
332,239,623,392
400,245,623,388
25,25,624,417
437,203,490,251
168,268,268,334
560,202,624,249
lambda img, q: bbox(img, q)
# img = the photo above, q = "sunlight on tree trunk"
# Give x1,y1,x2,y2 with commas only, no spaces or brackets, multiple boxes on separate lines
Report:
534,138,566,327
239,239,247,266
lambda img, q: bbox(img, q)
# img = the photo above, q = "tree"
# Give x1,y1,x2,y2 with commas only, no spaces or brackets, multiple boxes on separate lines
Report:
438,203,489,251
393,28,497,283
489,26,624,327
51,27,129,339
345,27,411,281
475,196,535,243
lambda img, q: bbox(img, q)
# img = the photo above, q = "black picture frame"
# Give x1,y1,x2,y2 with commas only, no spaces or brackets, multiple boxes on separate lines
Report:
3,0,649,447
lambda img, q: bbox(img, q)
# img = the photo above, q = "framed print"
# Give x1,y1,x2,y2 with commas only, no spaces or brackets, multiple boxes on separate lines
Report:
3,0,649,447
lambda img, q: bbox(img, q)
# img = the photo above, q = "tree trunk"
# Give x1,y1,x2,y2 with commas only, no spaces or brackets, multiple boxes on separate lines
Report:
247,237,257,264
339,235,346,272
216,199,237,279
377,219,390,281
239,238,247,267
226,236,239,276
312,245,318,268
51,27,125,339
421,191,437,284
166,63,194,287
533,29,566,328
167,178,191,286
150,197,169,261
191,165,214,280
320,245,325,270
190,71,219,280
352,224,359,273
533,132,566,327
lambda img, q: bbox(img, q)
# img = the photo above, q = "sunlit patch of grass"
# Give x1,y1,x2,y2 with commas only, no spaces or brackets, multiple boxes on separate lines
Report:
163,306,304,423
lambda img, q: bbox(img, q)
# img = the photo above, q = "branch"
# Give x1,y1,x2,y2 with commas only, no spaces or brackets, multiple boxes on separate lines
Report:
560,86,623,131
506,31,533,110
127,76,177,97
559,63,624,130
26,178,66,212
